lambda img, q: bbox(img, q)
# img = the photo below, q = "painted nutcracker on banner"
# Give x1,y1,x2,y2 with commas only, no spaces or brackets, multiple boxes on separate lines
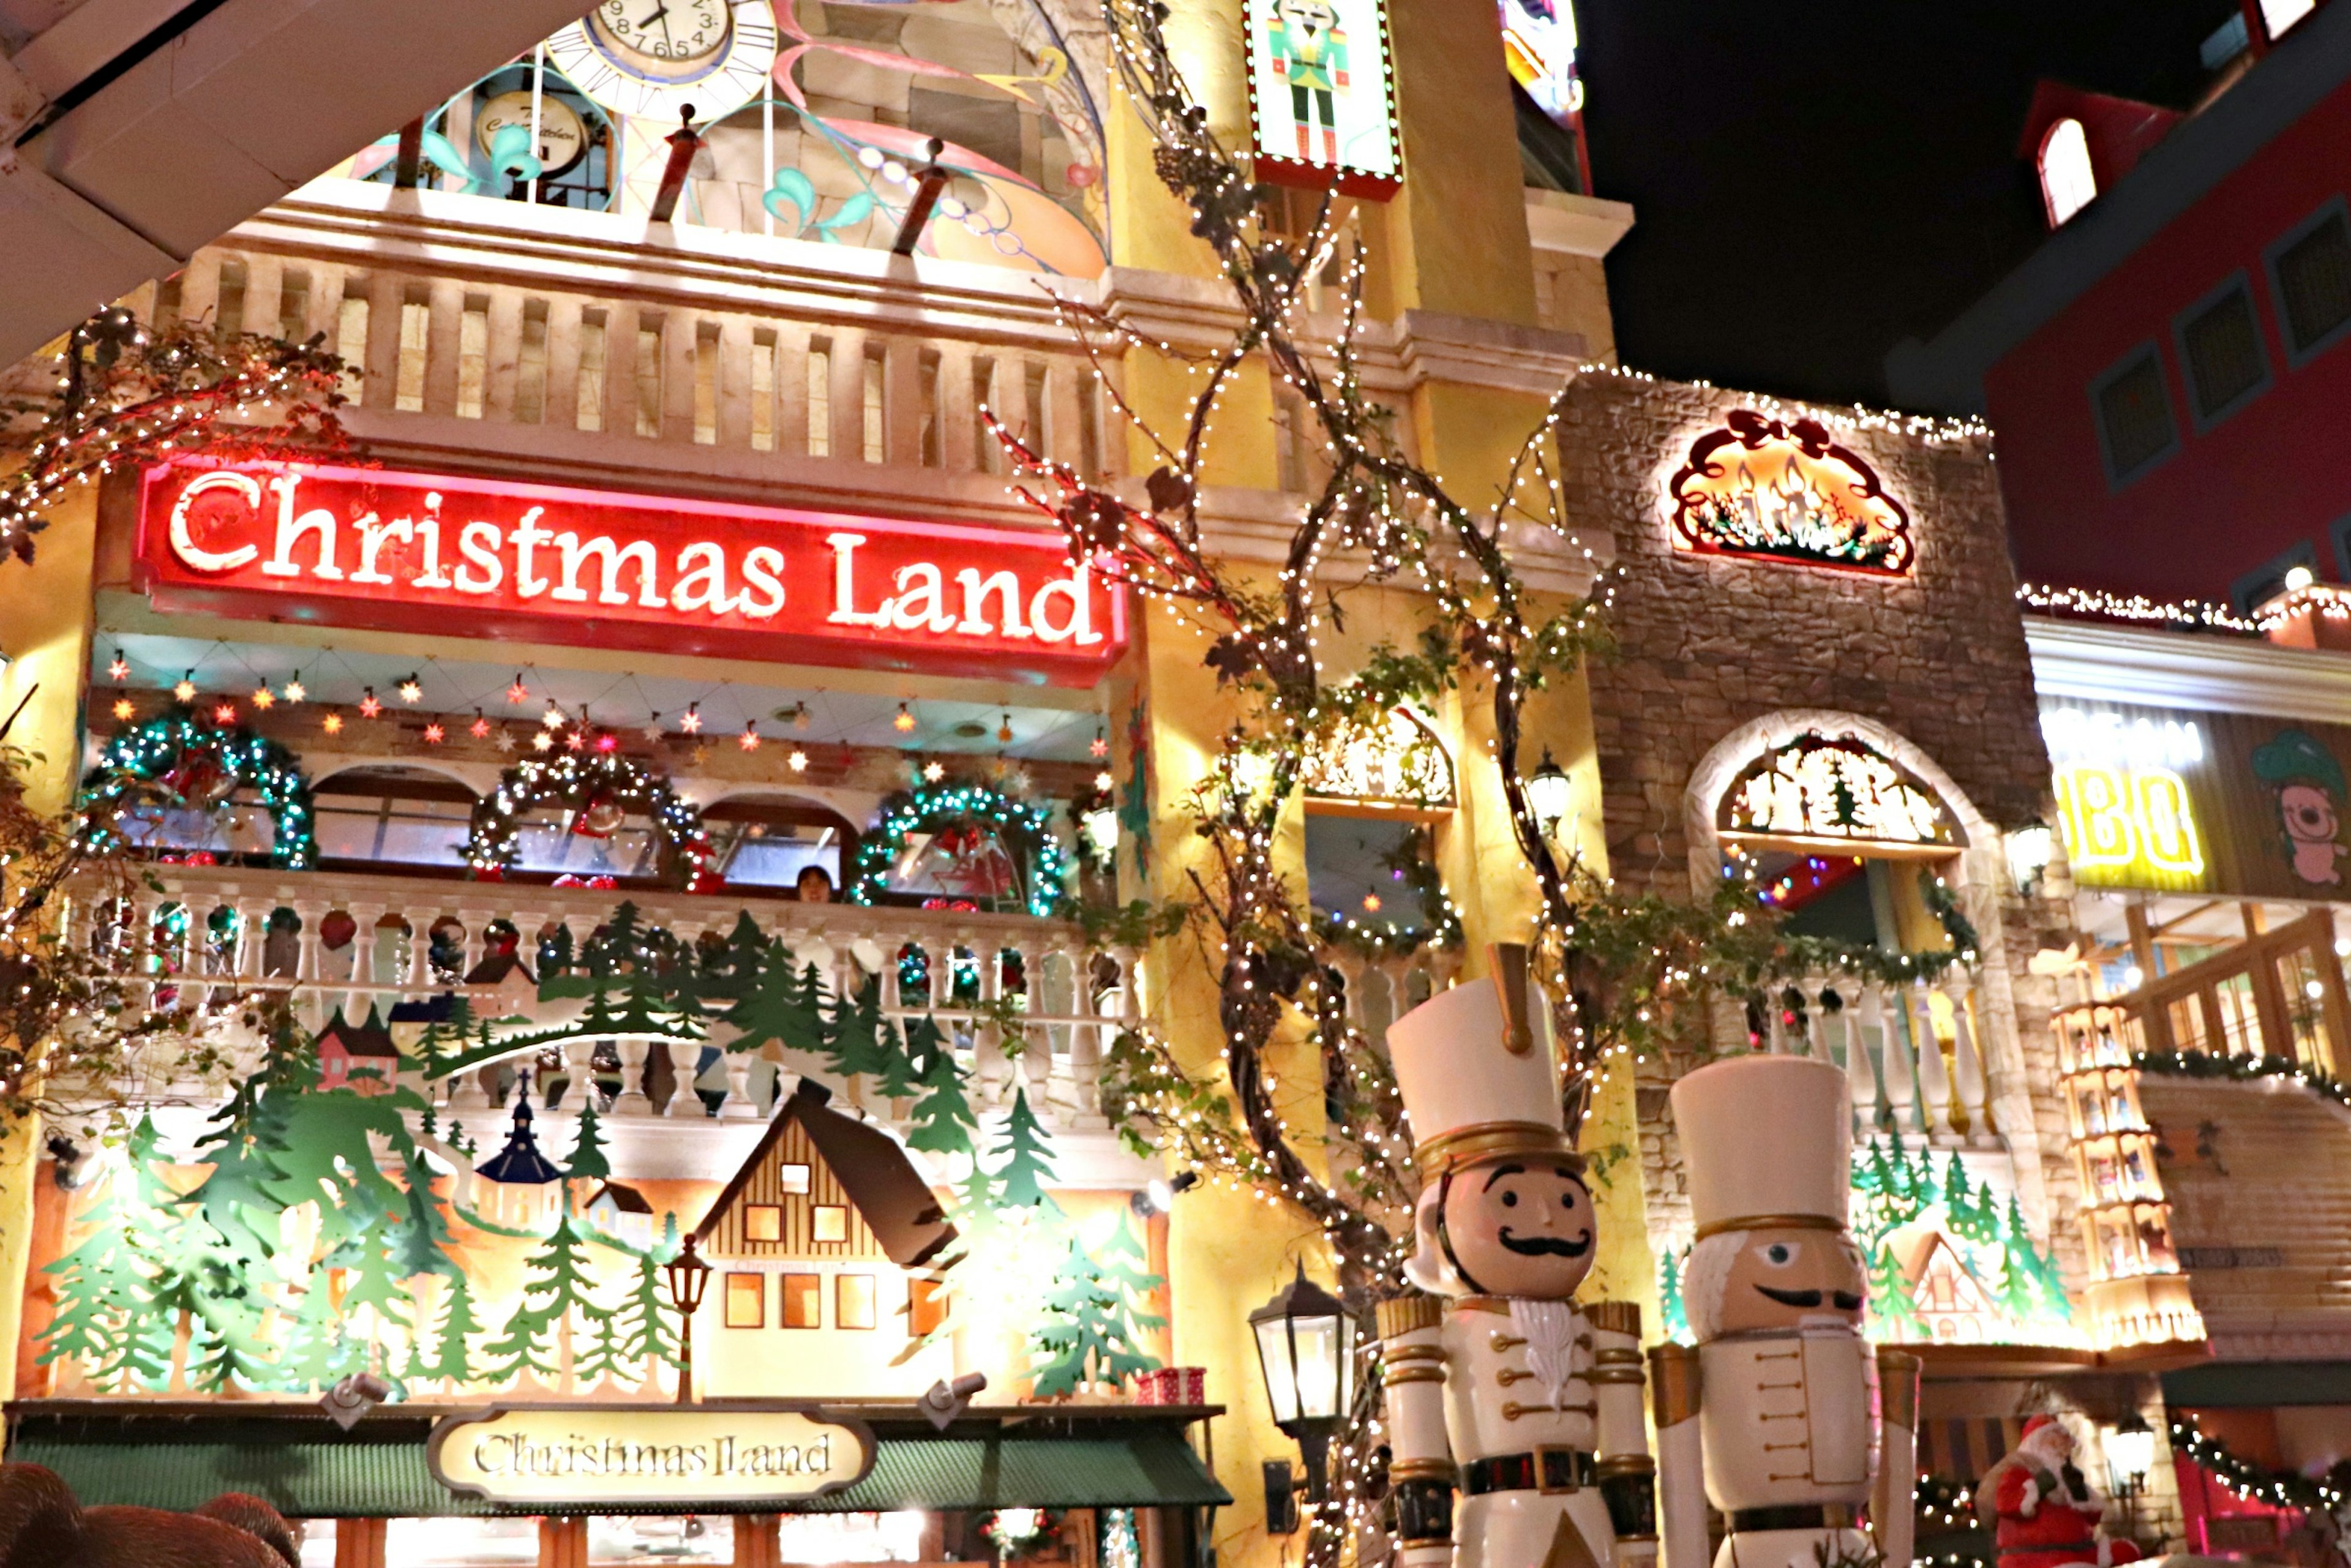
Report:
1376,947,1658,1568
1650,1054,1922,1568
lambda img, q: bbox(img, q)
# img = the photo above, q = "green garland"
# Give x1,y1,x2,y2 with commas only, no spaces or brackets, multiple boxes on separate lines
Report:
850,781,1067,918
76,707,316,869
2134,1049,2351,1111
2172,1418,2345,1510
465,745,715,890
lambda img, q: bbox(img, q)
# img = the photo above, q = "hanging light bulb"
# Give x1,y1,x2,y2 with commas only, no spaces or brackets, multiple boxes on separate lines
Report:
111,697,134,721
397,675,424,704
564,727,588,752
997,712,1014,744
680,702,702,733
922,759,945,782
470,710,492,740
508,673,530,705
173,671,197,703
282,674,306,703
359,688,382,718
1090,727,1108,759
739,722,762,751
322,711,344,736
251,685,276,710
1095,770,1115,792
789,749,809,773
108,650,129,682
422,722,446,745
532,730,554,752
792,703,812,730
542,701,566,729
893,702,917,733
212,701,238,724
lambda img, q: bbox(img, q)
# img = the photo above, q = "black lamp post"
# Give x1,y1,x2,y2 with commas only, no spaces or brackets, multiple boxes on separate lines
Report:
664,1234,713,1406
1250,1263,1357,1531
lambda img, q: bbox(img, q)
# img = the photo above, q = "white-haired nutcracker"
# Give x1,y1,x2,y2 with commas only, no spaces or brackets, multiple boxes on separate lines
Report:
1649,1054,1921,1568
1378,948,1659,1568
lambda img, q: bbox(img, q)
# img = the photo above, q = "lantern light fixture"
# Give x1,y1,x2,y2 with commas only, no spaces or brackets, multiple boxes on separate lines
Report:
1526,748,1575,836
663,1235,714,1405
1249,1262,1357,1523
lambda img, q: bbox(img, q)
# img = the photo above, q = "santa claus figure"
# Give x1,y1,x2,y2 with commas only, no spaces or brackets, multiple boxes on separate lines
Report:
1978,1415,2142,1568
1376,947,1657,1568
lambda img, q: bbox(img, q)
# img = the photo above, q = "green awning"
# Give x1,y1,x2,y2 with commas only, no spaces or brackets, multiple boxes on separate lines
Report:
6,1406,1229,1519
2164,1360,2351,1409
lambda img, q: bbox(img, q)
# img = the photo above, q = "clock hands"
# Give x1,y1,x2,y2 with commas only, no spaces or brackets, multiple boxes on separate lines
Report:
637,1,675,51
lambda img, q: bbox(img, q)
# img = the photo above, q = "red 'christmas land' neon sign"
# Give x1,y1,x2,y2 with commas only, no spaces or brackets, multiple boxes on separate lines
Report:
135,462,1125,685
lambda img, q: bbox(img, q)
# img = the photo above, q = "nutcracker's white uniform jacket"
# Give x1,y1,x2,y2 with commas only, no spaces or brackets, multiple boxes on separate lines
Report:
1381,1293,1652,1568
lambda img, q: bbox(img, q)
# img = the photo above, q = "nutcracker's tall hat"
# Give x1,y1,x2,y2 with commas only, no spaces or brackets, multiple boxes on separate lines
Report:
1387,945,1581,1177
1670,1054,1851,1239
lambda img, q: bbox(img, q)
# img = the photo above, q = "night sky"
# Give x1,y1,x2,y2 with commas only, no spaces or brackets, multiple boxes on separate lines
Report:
1579,0,2240,408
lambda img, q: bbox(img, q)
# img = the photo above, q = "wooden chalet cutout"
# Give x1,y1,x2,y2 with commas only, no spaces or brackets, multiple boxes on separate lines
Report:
694,1078,955,1268
585,1180,656,1248
1907,1229,1999,1343
313,1005,400,1094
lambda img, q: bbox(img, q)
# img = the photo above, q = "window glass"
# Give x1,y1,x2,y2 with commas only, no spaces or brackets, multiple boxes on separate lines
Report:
745,1204,782,1243
2094,351,2177,482
778,1163,812,1195
812,1205,848,1244
838,1274,878,1330
2178,282,2268,421
384,1517,542,1566
2262,0,2317,39
909,1277,948,1338
782,1272,822,1328
312,767,477,872
773,1514,926,1564
588,1516,733,1564
2039,118,2096,228
2275,211,2351,358
724,1272,765,1329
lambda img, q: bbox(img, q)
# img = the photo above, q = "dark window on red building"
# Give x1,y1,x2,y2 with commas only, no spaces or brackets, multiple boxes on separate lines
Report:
2270,203,2351,363
2091,347,2178,484
2175,277,2270,426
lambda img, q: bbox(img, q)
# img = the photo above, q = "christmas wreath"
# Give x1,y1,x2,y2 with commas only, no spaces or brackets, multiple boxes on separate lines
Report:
465,748,718,891
75,708,317,869
849,781,1068,918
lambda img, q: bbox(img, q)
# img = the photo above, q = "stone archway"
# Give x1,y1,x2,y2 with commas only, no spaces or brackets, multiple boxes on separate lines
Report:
1682,708,2057,1239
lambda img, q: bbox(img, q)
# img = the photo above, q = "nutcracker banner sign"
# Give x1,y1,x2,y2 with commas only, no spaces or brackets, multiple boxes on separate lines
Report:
1244,0,1402,198
135,460,1125,686
2041,698,2351,899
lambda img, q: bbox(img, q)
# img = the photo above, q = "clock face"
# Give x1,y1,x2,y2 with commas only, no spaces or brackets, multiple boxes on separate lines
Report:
474,90,589,176
589,0,732,79
548,0,778,126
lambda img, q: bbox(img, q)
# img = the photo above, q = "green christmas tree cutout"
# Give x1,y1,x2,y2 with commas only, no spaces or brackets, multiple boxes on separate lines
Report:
1027,1214,1166,1398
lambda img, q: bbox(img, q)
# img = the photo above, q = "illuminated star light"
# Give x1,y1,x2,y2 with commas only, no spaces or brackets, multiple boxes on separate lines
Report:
565,728,588,752
108,651,130,681
470,711,492,740
789,749,809,773
282,677,306,703
212,702,238,724
680,703,702,733
252,686,276,710
173,673,198,703
894,702,917,733
111,697,133,721
543,702,566,729
532,732,554,752
398,676,424,704
359,689,383,718
1095,770,1115,792
923,760,945,783
739,724,762,752
323,712,345,735
508,674,530,705
422,722,446,745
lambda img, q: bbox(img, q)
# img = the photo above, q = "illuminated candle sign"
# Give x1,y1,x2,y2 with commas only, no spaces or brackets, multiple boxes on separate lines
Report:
1668,410,1914,576
2041,707,2208,891
135,462,1123,685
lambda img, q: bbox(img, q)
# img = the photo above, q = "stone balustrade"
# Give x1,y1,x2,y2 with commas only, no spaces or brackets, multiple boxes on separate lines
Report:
1763,969,2000,1149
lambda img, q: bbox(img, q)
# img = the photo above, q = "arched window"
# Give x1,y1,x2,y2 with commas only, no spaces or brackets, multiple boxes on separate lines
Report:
2039,118,2097,230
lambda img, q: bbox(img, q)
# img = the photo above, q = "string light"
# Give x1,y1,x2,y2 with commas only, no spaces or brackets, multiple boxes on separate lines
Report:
542,702,566,728
508,673,530,705
1090,728,1108,759
173,671,197,703
470,710,492,739
321,711,343,736
110,697,133,721
358,688,382,718
212,701,238,724
922,759,945,782
893,702,917,733
250,685,275,710
398,675,424,704
680,702,702,734
997,711,1014,744
739,722,762,751
107,650,129,681
282,675,306,703
789,749,809,772
75,707,316,869
422,721,446,745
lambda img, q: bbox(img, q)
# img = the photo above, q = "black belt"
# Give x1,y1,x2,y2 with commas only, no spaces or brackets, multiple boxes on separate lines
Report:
1730,1505,1861,1533
1463,1448,1598,1496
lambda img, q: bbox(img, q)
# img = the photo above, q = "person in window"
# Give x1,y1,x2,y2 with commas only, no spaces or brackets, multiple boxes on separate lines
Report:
797,866,835,904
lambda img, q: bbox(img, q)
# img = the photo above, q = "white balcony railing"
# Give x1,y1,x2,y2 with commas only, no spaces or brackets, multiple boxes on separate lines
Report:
1764,969,1998,1148
67,864,1133,1135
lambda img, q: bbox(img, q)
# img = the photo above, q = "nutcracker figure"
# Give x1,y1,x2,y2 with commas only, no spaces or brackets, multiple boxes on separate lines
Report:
1377,947,1658,1568
1651,1055,1921,1568
1266,0,1349,165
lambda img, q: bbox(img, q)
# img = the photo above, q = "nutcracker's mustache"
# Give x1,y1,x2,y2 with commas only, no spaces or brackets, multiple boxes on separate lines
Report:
1754,1285,1865,1311
1498,1228,1591,1258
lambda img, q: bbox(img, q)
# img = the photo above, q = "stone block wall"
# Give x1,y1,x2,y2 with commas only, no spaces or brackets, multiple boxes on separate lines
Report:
1556,369,2088,1286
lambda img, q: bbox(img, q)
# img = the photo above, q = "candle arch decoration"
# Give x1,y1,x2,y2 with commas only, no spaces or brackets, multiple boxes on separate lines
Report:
465,745,718,891
75,707,318,870
849,780,1069,918
1669,408,1914,575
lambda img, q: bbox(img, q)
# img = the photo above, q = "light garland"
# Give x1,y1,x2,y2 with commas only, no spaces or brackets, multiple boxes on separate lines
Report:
465,733,717,891
75,707,317,869
849,780,1067,918
2017,582,2262,635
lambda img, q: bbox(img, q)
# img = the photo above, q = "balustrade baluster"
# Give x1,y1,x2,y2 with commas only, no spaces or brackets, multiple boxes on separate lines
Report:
719,1054,759,1120
664,1037,705,1117
1913,981,1957,1145
1070,947,1103,1120
1850,985,1884,1133
974,932,1011,1108
558,1035,597,1112
613,1038,653,1115
1946,973,1993,1146
1878,983,1919,1138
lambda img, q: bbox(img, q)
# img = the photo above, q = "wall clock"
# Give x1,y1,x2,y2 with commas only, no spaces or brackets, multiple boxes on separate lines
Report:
546,0,779,126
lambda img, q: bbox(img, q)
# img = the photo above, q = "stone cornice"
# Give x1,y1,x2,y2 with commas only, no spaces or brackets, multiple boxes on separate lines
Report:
2025,615,2351,724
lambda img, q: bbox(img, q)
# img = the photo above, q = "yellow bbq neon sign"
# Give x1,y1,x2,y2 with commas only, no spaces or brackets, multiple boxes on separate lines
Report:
2053,765,2208,890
